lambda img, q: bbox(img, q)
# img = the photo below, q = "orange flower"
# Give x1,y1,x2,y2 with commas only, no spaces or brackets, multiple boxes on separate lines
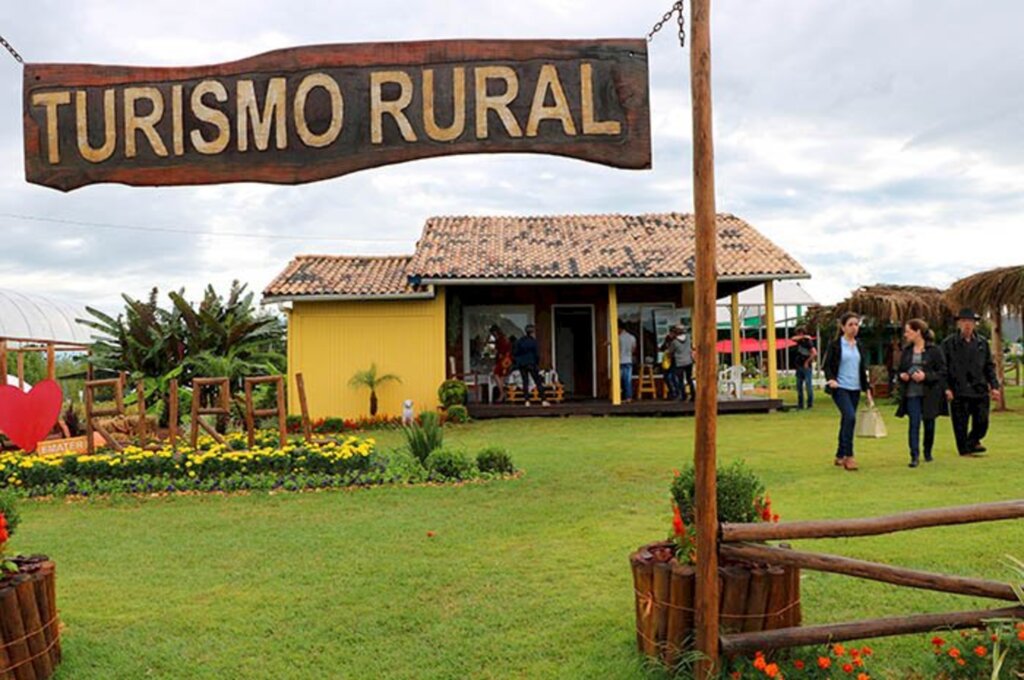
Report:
817,656,831,669
860,646,873,656
857,674,870,680
957,659,966,667
854,658,864,668
974,645,987,657
764,662,779,678
1018,629,1024,642
833,643,846,657
753,655,767,671
948,647,961,659
842,662,854,673
672,504,685,537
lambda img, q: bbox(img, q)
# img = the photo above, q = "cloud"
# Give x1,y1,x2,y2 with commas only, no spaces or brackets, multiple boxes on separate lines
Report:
2,0,1023,314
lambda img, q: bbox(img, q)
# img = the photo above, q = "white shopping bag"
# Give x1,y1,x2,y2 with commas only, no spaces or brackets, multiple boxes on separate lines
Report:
855,396,887,438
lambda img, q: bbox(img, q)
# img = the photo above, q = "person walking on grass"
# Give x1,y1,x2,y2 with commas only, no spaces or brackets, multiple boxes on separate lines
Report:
942,308,1000,456
823,312,872,471
895,319,948,468
789,327,817,409
513,324,549,407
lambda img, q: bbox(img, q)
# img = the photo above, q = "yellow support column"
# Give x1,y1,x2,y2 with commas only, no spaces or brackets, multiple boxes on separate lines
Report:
765,281,778,399
730,292,741,367
609,284,622,405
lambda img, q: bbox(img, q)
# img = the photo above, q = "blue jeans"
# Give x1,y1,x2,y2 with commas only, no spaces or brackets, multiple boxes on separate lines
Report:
906,396,935,461
795,366,814,408
620,364,633,400
831,388,860,458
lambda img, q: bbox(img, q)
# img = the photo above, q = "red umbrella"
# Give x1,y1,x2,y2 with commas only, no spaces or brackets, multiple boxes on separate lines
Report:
716,337,798,353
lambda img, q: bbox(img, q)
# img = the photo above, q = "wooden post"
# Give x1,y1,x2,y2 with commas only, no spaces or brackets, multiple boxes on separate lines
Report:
275,379,287,449
730,293,741,367
85,384,96,455
0,340,6,386
609,284,622,405
295,373,313,442
765,281,778,399
168,379,179,451
991,310,1007,411
45,343,55,381
690,0,720,674
136,381,147,440
16,353,24,390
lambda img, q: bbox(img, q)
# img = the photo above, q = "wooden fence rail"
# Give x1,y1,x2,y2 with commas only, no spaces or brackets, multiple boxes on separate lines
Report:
721,500,1024,543
721,606,1024,656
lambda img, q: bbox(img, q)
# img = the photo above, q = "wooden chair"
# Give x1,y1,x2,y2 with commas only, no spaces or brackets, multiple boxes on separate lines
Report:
637,364,659,401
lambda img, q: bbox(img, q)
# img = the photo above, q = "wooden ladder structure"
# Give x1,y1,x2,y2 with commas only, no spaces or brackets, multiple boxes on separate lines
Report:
243,375,287,448
189,377,231,447
84,376,125,454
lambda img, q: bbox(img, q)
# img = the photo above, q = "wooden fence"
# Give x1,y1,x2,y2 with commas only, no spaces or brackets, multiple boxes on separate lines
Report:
715,499,1024,657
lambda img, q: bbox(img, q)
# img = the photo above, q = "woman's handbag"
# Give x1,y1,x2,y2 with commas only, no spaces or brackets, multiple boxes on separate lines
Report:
855,396,887,438
661,352,673,371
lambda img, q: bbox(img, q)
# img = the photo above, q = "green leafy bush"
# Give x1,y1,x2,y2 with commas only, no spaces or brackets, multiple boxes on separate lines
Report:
445,405,470,424
437,380,468,408
425,448,477,481
670,460,765,524
0,490,20,538
402,411,444,463
476,447,515,475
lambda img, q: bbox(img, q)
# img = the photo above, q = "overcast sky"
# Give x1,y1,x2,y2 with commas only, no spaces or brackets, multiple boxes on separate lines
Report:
2,0,1023,312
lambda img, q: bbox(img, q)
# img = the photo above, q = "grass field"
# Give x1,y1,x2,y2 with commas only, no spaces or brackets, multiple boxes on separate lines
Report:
19,391,1024,679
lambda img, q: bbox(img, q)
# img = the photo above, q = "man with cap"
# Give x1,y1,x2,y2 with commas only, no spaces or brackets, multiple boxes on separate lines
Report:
941,308,1001,456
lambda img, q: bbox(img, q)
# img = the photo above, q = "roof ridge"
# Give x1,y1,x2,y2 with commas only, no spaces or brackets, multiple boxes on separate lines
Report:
290,253,413,261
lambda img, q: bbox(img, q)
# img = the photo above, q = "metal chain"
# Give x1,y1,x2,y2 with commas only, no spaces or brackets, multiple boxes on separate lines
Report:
0,34,24,64
646,1,686,47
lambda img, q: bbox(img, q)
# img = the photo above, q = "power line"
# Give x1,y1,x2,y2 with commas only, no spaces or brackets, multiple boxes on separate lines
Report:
0,212,411,243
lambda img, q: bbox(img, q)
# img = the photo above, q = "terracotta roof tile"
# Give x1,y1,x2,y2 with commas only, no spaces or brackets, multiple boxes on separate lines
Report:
408,213,807,281
263,255,422,299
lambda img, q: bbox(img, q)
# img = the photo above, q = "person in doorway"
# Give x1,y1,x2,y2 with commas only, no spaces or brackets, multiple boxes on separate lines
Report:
823,313,872,471
895,319,948,467
618,325,638,402
668,324,696,402
789,327,817,409
513,324,549,406
942,308,1000,456
489,325,513,403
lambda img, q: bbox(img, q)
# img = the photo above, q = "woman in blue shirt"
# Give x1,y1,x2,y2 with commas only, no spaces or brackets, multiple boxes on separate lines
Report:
822,313,872,470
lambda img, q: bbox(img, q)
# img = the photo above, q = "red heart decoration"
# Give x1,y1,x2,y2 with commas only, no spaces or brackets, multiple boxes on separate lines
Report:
0,379,64,453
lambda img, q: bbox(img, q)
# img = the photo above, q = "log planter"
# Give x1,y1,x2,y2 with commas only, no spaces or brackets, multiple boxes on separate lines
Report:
630,541,800,666
0,556,61,680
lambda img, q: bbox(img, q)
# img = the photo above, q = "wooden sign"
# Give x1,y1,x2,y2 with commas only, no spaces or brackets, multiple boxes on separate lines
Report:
23,40,650,191
36,434,99,457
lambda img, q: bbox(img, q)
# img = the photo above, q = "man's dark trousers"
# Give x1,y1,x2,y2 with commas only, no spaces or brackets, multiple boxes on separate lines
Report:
950,396,989,454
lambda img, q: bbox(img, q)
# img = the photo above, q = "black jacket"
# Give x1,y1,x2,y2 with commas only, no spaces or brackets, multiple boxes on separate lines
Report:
895,344,948,420
941,333,999,398
513,335,540,368
822,337,871,393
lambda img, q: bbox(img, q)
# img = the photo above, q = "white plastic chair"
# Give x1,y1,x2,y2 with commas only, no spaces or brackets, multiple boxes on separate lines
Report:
718,365,745,399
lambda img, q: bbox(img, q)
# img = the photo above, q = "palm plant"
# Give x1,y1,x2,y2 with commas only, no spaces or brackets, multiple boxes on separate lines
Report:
349,364,401,416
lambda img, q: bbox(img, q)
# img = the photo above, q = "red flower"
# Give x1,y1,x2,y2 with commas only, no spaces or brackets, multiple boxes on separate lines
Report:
948,647,961,659
792,659,805,670
672,504,685,537
817,656,831,669
842,662,854,673
973,645,987,657
931,636,945,647
860,646,873,656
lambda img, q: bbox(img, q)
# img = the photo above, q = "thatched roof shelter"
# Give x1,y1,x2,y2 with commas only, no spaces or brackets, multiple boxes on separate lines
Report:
946,265,1024,316
832,284,954,327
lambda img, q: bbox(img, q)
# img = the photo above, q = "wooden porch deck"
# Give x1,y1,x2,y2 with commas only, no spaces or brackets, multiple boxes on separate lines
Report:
466,397,783,419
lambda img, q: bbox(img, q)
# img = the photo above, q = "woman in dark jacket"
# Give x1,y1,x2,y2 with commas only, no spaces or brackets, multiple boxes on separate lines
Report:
895,319,948,467
822,313,872,470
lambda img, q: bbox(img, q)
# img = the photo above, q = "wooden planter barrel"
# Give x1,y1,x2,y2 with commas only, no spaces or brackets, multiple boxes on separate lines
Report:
0,557,61,680
630,542,800,666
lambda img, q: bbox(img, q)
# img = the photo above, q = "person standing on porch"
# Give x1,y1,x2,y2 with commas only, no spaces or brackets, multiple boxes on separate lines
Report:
789,327,817,409
490,325,513,403
895,319,947,468
823,313,872,471
618,326,637,402
942,308,1000,456
669,324,695,402
514,324,549,406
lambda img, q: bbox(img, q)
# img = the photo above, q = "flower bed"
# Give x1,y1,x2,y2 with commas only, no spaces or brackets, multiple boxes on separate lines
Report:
0,430,517,497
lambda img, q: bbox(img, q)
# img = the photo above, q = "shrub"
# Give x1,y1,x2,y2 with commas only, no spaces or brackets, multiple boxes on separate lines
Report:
445,404,470,424
0,490,19,538
437,379,468,408
425,448,477,481
402,411,443,463
671,460,766,524
476,447,515,475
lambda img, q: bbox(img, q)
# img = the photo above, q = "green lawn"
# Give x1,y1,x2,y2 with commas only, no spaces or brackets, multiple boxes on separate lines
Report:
19,391,1024,679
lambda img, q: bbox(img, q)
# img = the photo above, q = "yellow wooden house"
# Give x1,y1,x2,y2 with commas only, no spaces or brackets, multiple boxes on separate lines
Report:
263,213,809,418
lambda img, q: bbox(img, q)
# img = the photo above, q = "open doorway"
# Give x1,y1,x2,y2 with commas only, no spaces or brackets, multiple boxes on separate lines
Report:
552,305,595,398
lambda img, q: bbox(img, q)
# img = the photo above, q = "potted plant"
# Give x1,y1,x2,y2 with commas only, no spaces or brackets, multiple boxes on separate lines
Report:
630,461,800,668
0,491,62,679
